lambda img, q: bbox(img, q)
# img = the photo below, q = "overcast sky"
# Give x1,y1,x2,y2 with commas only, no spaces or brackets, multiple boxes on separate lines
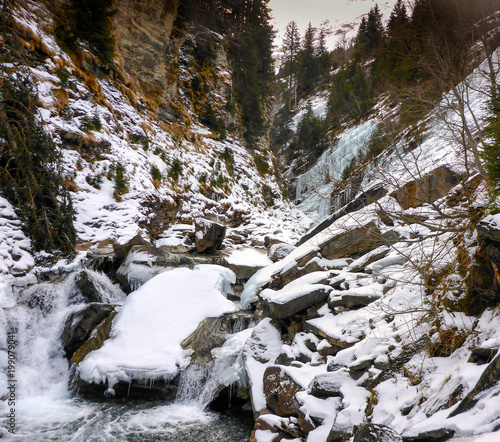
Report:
268,0,398,49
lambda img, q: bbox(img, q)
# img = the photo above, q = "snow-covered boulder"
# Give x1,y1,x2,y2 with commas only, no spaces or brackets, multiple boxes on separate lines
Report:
195,218,226,253
221,247,272,281
73,265,238,398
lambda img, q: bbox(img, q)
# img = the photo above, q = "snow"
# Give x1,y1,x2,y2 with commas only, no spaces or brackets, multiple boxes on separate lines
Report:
77,265,238,390
260,271,332,304
224,247,272,267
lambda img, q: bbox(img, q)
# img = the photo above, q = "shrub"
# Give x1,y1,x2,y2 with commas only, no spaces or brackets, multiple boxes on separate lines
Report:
151,165,162,181
168,158,183,181
113,163,128,196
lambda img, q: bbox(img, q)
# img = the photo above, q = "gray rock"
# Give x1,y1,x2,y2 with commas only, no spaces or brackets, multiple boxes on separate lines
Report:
61,303,115,359
308,373,344,398
74,270,104,303
402,428,455,442
181,311,254,359
261,286,331,320
195,218,226,253
329,293,380,309
449,353,500,417
268,242,296,262
354,423,402,442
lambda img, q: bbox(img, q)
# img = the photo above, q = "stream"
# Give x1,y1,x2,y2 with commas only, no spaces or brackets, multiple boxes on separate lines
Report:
1,269,253,441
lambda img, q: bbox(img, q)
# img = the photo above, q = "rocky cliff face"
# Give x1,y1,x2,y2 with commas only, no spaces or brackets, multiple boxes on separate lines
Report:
112,0,180,90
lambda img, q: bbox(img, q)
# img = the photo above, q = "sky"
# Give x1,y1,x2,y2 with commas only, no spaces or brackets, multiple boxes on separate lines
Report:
268,0,399,50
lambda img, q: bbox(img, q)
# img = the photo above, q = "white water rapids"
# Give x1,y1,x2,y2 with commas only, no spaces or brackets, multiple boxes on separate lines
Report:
1,269,252,441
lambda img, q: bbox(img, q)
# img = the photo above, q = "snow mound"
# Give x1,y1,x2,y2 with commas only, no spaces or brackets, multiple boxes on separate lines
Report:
77,265,238,390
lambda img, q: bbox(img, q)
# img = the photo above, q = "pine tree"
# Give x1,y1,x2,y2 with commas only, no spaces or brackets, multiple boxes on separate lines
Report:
281,20,301,107
316,20,332,80
297,22,320,95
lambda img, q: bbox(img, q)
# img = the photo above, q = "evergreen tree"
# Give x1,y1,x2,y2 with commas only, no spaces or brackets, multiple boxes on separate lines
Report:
355,5,384,59
226,0,275,145
281,20,301,107
316,20,332,79
297,22,320,95
0,71,76,254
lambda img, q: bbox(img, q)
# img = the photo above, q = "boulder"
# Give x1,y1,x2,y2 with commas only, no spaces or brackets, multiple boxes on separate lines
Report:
61,303,115,359
329,293,380,310
74,270,105,303
308,373,344,398
354,423,402,442
195,218,226,253
115,244,179,293
296,185,388,246
113,234,150,261
268,243,296,262
221,247,271,281
319,222,384,260
181,311,254,359
390,166,463,210
449,353,500,417
260,273,332,320
402,428,455,442
263,366,303,416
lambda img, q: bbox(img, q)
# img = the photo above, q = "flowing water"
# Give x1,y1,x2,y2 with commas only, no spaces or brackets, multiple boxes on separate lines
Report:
1,270,252,441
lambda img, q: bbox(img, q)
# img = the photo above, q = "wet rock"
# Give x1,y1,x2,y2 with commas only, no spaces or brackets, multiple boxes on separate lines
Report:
195,218,226,253
74,270,105,303
263,366,303,416
308,373,344,398
391,166,464,210
449,353,500,417
181,311,254,359
402,428,455,442
354,423,402,442
61,303,115,359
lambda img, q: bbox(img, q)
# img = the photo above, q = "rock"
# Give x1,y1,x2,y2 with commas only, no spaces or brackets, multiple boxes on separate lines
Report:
221,247,271,281
195,218,226,253
469,346,498,364
477,219,500,243
449,353,500,417
260,274,332,319
268,243,296,262
390,166,464,210
402,428,455,442
308,373,344,398
114,234,150,261
329,293,380,310
349,358,375,372
263,366,303,416
319,222,385,260
74,270,105,303
349,247,390,273
61,303,115,359
115,244,179,293
354,423,402,442
296,185,388,246
181,311,254,359
327,426,351,442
